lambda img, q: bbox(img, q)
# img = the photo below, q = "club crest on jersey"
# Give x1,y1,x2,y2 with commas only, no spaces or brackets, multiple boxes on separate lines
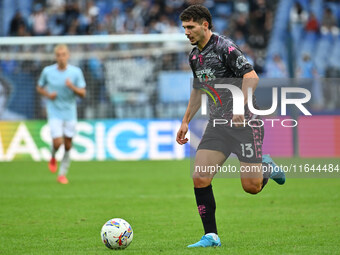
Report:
195,68,216,82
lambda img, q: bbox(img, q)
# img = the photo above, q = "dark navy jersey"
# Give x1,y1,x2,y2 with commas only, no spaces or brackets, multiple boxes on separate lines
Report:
189,34,258,122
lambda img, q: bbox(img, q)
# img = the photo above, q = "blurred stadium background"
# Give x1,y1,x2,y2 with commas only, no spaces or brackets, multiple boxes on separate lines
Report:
1,1,340,254
0,0,340,161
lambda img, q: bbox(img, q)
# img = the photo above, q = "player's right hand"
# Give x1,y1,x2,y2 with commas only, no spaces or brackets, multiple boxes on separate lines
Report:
232,114,245,127
176,123,189,145
48,92,57,100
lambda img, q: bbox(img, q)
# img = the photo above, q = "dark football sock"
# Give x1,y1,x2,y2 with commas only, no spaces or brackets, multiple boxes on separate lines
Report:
194,184,217,234
261,162,271,190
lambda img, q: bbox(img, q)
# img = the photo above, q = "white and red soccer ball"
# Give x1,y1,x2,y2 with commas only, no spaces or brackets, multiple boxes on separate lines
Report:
101,218,133,250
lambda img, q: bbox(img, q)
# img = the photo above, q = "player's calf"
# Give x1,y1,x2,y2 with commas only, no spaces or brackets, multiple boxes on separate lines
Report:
241,178,263,194
240,162,263,194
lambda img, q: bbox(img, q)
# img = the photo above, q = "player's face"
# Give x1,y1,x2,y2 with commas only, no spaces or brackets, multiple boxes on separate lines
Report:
55,48,69,67
182,20,206,46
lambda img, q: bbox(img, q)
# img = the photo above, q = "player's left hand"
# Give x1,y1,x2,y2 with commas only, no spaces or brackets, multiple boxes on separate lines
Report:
176,122,189,145
232,114,245,127
65,78,74,89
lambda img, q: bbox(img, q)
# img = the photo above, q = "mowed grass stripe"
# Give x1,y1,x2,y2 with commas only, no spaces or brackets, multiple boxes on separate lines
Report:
0,158,339,255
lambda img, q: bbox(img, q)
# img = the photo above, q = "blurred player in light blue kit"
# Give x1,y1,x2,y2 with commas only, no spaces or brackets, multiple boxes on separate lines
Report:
36,44,86,184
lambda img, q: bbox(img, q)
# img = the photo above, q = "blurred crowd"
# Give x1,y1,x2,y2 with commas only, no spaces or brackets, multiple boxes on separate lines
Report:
8,0,274,37
1,0,279,120
290,0,340,37
2,0,340,120
7,0,275,46
6,0,340,77
5,0,279,76
267,0,340,79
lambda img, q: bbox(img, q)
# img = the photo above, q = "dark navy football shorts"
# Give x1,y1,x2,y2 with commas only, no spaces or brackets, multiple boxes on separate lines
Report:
197,120,264,163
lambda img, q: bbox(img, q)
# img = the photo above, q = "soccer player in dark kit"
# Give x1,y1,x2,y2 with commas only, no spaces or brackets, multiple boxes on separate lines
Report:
176,5,286,248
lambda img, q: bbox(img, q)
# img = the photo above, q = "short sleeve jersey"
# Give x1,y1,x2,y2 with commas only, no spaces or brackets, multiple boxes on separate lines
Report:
38,64,86,121
189,34,258,122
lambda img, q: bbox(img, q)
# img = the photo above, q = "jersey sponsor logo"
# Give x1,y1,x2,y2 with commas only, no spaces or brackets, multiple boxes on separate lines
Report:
195,68,216,82
191,55,197,60
205,52,218,58
236,55,248,69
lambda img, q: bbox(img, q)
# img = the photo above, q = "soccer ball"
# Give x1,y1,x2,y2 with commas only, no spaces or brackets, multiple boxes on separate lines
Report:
100,218,133,250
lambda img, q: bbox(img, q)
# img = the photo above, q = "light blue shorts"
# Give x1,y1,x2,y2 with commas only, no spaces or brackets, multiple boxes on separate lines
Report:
48,119,77,139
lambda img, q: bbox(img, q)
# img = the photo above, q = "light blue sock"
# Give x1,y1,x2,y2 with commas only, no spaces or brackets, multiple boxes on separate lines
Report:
59,150,70,176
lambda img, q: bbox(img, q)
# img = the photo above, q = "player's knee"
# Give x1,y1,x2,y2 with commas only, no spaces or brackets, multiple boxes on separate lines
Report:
64,138,73,151
53,144,60,150
64,144,72,151
192,177,211,188
53,140,62,149
242,179,262,194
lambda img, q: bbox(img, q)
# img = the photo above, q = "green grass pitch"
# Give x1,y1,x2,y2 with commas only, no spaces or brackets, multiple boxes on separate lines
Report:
0,158,340,255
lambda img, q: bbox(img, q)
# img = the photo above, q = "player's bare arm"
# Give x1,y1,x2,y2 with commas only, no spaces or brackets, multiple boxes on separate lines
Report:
36,85,57,100
242,70,259,104
176,88,204,145
65,78,86,98
232,70,259,127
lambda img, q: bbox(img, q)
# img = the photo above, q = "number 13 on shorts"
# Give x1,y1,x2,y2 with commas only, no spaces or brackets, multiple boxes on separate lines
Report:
240,143,254,158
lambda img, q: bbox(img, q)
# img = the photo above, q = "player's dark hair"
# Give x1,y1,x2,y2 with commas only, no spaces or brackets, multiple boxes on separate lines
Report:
180,5,213,30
